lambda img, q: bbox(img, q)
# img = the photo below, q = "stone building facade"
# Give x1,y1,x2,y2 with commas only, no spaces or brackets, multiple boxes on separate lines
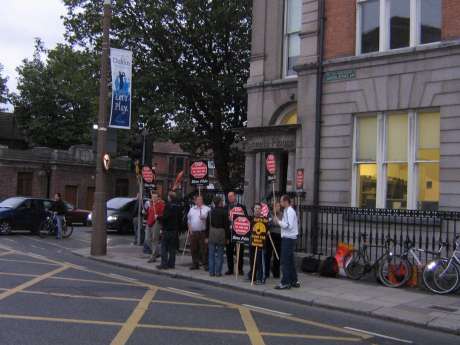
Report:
244,0,460,211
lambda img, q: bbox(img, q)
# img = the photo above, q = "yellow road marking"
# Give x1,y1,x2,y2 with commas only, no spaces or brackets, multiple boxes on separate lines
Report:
138,324,247,335
0,250,15,257
0,258,59,266
110,289,157,345
0,265,69,301
12,289,140,302
21,235,76,251
238,307,266,345
152,300,224,308
0,313,122,326
261,331,361,342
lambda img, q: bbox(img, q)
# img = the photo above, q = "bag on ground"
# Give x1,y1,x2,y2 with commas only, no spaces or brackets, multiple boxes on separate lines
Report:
301,256,320,273
319,256,339,278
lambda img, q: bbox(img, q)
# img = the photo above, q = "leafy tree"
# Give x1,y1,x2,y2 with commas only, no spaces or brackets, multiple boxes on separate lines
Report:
63,0,251,191
11,40,99,149
0,64,8,110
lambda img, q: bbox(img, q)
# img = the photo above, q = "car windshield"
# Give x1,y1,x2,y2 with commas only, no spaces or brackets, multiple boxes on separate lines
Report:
106,198,133,210
0,197,24,209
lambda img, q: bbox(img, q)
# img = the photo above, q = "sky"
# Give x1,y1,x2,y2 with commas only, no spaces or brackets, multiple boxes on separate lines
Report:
0,0,66,96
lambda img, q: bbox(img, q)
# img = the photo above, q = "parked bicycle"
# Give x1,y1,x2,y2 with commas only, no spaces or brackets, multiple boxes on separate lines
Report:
39,211,73,239
344,234,412,288
423,235,460,295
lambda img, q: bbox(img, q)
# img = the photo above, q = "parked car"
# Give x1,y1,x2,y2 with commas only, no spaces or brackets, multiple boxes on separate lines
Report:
87,197,148,233
64,202,90,226
0,197,54,235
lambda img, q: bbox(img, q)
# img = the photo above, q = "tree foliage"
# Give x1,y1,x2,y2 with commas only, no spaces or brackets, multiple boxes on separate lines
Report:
11,40,99,149
63,0,252,191
0,64,8,110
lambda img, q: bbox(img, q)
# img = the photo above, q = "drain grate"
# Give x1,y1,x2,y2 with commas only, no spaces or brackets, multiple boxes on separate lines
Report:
429,305,459,313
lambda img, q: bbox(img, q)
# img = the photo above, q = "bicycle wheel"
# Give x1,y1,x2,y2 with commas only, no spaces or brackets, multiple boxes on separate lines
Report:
344,250,366,280
432,259,460,295
378,255,412,288
62,222,73,238
423,259,447,294
38,221,50,238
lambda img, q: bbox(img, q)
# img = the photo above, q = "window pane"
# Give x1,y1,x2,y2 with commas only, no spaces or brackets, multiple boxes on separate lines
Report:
386,163,408,209
390,0,410,49
287,33,300,75
361,0,380,53
287,0,301,33
417,111,440,161
418,163,439,210
357,116,377,161
387,113,408,161
357,164,377,208
421,0,442,44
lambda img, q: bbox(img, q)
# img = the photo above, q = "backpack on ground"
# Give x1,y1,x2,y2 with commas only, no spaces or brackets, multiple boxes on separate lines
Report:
319,256,339,278
301,255,321,273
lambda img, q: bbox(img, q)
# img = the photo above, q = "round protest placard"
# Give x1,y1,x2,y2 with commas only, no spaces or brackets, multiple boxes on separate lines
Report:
266,154,276,175
190,161,208,179
142,166,155,183
233,216,251,236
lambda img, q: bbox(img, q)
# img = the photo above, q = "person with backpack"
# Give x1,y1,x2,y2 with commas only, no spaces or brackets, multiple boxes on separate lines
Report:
156,191,183,270
206,196,229,277
273,195,300,290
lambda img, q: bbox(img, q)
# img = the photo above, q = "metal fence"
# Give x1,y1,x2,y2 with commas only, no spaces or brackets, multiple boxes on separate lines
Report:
296,206,460,264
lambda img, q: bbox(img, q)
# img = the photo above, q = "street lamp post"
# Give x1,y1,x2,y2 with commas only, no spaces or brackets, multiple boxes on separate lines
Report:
91,0,111,256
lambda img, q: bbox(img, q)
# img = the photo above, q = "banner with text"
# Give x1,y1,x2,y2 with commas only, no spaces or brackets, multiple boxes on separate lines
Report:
109,48,132,129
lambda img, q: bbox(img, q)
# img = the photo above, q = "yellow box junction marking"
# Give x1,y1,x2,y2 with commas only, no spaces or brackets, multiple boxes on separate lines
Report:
110,288,157,345
238,306,266,345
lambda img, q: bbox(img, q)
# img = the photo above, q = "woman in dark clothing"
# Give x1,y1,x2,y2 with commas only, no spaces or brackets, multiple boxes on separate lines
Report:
207,196,229,277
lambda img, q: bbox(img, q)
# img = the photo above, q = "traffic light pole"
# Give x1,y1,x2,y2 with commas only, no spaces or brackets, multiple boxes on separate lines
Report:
91,0,111,256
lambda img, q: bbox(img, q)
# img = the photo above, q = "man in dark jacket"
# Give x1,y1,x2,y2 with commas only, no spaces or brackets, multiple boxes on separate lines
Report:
206,197,229,277
157,191,183,270
52,193,67,240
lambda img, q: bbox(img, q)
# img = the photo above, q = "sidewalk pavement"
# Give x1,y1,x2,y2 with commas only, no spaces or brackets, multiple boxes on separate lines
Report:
73,244,460,335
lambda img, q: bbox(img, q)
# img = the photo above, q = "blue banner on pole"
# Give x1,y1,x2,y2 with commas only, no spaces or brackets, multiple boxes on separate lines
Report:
109,48,132,129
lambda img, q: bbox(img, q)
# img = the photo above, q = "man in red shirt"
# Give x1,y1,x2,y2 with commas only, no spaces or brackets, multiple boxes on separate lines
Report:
146,191,165,263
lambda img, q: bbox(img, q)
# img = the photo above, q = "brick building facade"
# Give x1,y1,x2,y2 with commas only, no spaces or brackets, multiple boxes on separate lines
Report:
244,0,460,211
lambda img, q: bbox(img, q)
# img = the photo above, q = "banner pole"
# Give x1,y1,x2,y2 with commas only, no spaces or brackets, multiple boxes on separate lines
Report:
268,231,279,261
235,243,240,280
251,247,258,286
272,181,276,215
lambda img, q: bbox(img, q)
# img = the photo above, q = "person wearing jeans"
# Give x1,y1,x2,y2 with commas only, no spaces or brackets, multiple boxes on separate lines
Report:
187,195,210,270
273,195,300,290
52,193,67,240
207,197,228,277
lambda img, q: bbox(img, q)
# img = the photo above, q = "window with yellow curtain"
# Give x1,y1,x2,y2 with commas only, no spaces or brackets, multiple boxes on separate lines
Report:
356,117,377,208
417,111,440,210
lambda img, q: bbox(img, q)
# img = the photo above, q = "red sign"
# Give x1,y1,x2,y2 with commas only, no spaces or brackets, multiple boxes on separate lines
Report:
142,166,155,183
233,216,251,236
261,203,269,218
190,161,208,179
266,154,276,175
229,206,244,220
296,169,304,190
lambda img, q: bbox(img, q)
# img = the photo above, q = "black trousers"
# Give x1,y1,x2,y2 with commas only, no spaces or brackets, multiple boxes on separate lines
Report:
161,231,177,268
226,241,244,273
264,232,281,279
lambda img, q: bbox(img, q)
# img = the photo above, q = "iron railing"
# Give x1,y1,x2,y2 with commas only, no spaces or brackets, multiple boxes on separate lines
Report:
296,206,460,264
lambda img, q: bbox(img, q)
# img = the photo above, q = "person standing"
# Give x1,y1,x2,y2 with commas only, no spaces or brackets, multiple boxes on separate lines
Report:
52,193,67,240
146,191,165,263
225,191,247,276
248,203,267,285
206,196,228,277
157,191,182,270
265,202,282,279
187,195,210,270
273,195,300,290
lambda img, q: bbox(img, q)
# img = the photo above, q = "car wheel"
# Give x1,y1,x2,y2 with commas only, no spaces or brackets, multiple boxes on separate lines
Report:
0,221,12,235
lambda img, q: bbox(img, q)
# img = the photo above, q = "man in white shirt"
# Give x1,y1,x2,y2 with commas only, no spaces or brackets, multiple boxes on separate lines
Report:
273,195,300,290
187,195,211,270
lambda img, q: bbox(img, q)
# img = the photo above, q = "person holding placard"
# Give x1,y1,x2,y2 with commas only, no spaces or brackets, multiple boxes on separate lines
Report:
265,201,282,279
225,191,247,276
273,195,300,290
146,191,165,263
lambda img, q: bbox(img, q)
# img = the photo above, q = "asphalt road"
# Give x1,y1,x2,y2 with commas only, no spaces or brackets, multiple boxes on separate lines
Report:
0,227,459,345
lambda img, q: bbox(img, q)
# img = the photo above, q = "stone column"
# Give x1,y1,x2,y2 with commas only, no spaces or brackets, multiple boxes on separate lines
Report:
243,152,256,208
286,151,296,192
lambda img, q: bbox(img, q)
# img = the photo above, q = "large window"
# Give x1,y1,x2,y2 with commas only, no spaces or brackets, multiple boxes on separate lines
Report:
357,0,442,55
284,0,301,77
353,111,440,210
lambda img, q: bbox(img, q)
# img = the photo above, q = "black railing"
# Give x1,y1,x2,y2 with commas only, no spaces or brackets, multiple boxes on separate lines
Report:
296,206,460,264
